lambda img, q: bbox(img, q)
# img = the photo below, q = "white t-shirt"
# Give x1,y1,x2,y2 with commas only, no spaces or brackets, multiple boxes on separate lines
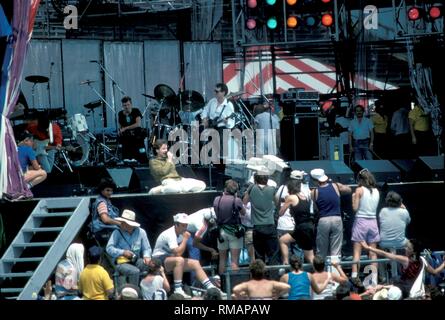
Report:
140,275,165,300
275,185,295,231
152,226,183,257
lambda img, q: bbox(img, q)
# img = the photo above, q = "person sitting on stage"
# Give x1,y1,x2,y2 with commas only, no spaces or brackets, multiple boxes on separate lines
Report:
90,178,122,245
148,139,206,195
106,209,152,287
118,96,148,163
16,131,47,189
152,213,221,299
232,259,290,300
27,113,63,173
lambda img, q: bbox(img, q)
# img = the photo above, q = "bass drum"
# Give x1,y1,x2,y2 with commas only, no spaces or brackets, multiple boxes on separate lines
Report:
66,132,91,166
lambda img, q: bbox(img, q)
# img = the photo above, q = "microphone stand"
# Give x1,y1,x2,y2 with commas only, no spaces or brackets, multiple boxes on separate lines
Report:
48,62,54,110
85,81,119,164
92,61,126,136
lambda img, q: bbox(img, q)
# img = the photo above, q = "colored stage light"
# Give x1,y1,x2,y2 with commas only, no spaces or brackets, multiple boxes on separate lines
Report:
287,16,298,28
266,0,277,5
321,0,331,3
246,18,257,29
429,6,442,19
247,0,258,9
287,0,297,5
305,15,317,27
267,17,278,29
408,7,421,21
321,13,333,26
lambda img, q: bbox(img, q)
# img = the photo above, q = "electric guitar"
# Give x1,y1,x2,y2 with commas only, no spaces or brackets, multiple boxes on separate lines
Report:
208,113,237,129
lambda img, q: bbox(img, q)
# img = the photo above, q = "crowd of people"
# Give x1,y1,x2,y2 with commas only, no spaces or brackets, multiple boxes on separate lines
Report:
38,164,444,301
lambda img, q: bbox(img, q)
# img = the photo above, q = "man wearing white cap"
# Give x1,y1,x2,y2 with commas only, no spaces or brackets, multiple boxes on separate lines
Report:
152,213,220,298
106,209,152,287
310,168,351,259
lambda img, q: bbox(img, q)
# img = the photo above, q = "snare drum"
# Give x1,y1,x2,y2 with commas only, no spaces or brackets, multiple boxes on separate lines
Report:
69,114,88,138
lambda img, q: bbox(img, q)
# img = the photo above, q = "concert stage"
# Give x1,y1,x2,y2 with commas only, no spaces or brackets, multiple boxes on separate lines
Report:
1,181,443,257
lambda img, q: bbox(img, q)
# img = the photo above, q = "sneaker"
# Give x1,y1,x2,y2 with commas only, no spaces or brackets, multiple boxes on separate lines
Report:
174,288,192,299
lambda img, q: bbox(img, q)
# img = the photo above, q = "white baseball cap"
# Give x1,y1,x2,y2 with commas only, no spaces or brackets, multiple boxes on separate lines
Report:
310,168,329,183
174,213,189,224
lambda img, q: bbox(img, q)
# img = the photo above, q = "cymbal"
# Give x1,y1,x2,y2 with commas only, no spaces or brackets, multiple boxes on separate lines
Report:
227,91,245,99
25,75,49,83
84,100,102,110
154,84,176,101
177,90,204,112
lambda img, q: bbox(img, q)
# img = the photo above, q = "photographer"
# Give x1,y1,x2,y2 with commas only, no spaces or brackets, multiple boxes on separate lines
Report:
214,179,246,274
106,210,152,287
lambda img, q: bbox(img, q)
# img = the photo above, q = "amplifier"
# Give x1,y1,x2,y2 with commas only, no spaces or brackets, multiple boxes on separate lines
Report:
282,100,319,115
297,91,319,101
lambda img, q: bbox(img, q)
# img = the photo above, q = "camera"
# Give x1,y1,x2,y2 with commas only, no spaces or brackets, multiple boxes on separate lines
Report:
130,253,138,264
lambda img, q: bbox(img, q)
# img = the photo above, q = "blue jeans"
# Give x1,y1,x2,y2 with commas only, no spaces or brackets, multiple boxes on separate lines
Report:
353,139,372,160
116,258,147,287
37,149,57,173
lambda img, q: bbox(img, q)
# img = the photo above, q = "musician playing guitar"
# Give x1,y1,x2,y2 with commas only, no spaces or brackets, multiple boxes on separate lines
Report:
118,96,148,163
27,114,63,174
201,83,235,130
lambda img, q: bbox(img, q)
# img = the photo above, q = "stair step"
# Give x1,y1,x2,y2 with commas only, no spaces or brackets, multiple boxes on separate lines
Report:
23,227,64,233
2,257,44,263
33,212,72,218
0,272,34,278
12,242,54,247
0,288,23,293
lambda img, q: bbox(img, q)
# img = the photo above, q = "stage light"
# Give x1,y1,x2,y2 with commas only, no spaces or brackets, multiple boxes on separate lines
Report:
408,7,421,21
429,6,442,19
305,15,318,27
287,16,298,28
266,0,277,5
267,17,278,29
286,0,297,5
247,0,257,9
246,18,257,29
321,0,331,3
321,13,333,26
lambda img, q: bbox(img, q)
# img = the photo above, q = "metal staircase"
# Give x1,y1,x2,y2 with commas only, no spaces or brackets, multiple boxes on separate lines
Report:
0,197,90,300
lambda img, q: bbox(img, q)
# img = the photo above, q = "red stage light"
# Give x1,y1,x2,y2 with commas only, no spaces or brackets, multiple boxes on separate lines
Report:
247,0,257,9
321,0,331,3
429,6,442,19
287,16,298,28
321,13,333,27
246,18,257,29
408,7,421,21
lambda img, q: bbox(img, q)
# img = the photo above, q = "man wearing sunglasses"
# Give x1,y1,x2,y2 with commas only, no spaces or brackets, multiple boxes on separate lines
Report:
201,83,237,162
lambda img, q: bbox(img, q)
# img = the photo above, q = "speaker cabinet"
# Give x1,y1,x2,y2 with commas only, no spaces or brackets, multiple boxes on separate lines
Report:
413,155,444,181
129,167,158,193
280,114,319,161
289,160,355,185
353,160,401,183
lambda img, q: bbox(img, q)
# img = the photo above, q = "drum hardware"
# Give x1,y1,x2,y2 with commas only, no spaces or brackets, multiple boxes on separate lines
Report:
25,75,50,109
81,77,121,164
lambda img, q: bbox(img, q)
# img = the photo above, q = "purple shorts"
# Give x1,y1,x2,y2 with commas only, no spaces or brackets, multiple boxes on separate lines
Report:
351,217,380,243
